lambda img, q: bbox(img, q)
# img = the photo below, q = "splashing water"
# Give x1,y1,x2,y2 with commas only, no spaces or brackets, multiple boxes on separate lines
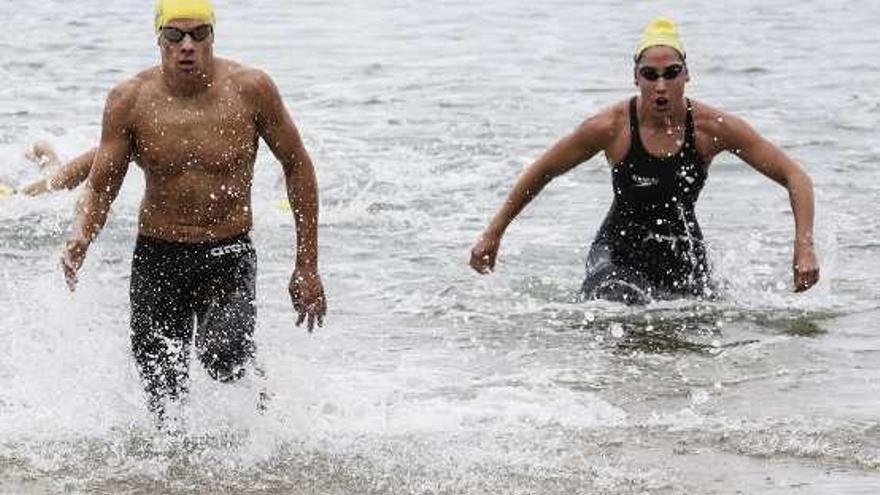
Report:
2,0,880,493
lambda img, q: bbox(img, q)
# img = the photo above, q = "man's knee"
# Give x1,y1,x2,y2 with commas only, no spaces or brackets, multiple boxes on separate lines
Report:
196,299,256,382
198,337,255,382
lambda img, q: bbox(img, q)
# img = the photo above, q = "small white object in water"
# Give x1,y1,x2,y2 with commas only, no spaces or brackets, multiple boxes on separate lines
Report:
690,389,710,405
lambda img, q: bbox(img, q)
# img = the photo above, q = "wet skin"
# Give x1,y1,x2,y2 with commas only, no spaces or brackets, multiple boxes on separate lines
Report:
471,46,819,293
62,18,326,329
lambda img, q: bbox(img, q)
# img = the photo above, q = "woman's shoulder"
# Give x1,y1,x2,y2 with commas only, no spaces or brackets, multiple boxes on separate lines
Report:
690,99,746,133
577,99,630,138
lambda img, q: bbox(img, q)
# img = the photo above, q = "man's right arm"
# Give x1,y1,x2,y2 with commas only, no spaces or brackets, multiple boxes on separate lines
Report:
62,85,134,291
469,110,616,274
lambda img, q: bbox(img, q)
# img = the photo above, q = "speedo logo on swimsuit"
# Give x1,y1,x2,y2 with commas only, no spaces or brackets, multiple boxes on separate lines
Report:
631,174,659,187
210,240,254,257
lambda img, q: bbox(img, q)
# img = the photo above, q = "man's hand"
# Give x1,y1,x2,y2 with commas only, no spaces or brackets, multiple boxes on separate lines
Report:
61,236,89,291
470,233,501,274
289,269,326,332
793,244,819,292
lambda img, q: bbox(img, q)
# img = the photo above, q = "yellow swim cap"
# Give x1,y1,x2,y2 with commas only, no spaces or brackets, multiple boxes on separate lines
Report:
0,183,13,199
634,16,686,62
155,0,216,33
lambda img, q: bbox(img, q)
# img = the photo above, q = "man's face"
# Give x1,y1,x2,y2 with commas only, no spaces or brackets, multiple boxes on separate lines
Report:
158,18,214,75
634,46,689,114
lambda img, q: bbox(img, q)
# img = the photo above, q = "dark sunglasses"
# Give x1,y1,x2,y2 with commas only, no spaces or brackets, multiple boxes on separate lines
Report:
638,64,685,81
160,24,213,43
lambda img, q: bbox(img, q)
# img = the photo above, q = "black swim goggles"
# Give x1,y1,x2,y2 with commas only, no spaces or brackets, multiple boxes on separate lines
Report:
637,63,685,81
159,24,213,43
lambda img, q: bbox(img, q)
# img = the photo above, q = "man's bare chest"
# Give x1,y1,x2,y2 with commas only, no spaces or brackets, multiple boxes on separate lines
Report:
132,95,259,175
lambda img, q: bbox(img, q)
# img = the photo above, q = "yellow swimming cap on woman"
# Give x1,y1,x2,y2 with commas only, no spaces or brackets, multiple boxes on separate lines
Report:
634,16,685,62
155,0,216,32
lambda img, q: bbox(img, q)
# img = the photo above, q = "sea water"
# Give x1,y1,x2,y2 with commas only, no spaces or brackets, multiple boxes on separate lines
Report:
1,1,879,493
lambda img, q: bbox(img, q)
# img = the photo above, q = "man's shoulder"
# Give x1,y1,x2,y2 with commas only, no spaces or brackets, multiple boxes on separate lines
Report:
106,67,161,104
219,59,276,92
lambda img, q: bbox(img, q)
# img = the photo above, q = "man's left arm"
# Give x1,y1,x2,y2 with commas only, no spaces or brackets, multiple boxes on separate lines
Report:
251,70,326,330
721,114,820,292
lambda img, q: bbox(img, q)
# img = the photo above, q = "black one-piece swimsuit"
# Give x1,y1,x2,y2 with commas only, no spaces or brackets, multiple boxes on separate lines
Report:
582,97,713,304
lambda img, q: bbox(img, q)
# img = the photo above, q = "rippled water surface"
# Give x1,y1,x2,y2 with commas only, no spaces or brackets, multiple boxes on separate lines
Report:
1,1,879,493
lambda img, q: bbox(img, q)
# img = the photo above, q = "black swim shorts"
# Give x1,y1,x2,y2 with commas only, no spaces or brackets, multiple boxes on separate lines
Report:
129,233,257,416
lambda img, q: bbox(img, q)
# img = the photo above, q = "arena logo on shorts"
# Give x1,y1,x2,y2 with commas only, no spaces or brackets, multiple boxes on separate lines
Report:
210,239,254,257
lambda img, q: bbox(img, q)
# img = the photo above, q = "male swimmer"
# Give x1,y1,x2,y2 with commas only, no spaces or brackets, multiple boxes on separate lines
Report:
61,0,326,421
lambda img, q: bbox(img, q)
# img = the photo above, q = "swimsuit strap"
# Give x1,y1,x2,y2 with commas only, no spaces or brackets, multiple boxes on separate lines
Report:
628,96,641,145
684,98,696,150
